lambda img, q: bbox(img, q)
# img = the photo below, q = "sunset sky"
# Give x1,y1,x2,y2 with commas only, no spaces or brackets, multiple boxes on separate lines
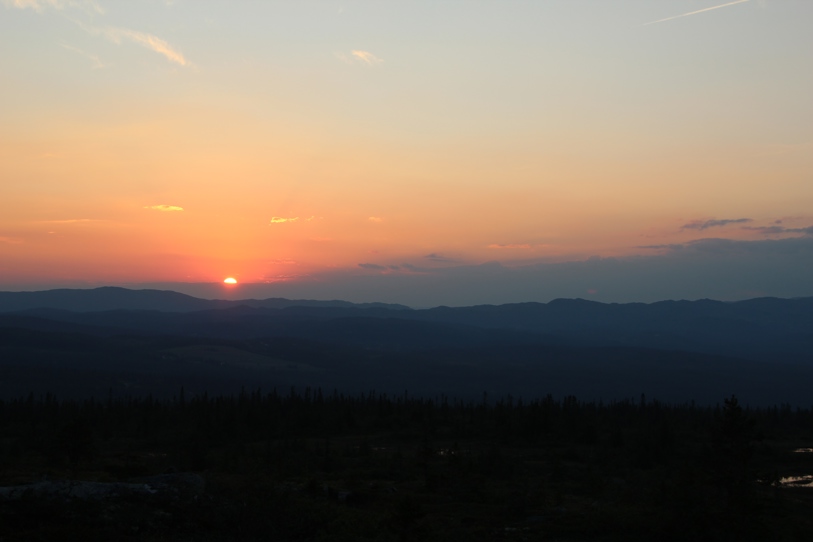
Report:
1,0,812,306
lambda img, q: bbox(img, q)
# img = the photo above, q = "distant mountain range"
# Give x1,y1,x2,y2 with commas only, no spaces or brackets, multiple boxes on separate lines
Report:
1,287,812,405
0,287,410,312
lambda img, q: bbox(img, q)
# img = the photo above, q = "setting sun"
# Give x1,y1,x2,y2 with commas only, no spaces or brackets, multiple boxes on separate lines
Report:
223,277,237,284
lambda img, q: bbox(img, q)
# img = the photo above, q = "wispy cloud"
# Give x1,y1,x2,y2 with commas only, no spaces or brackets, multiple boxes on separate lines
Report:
270,216,299,224
368,216,383,223
4,0,49,12
358,263,406,272
639,243,687,251
352,50,383,65
745,225,813,236
334,52,353,64
59,43,106,69
262,273,309,283
744,226,786,235
5,1,187,66
488,243,533,250
336,50,384,65
0,236,23,244
3,0,103,15
358,263,387,271
43,218,102,224
100,26,187,66
424,253,459,263
681,218,752,231
145,204,183,212
643,0,749,26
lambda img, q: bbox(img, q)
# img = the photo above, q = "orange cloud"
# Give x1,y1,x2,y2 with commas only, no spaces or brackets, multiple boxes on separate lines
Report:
270,216,299,224
145,205,184,212
351,50,383,65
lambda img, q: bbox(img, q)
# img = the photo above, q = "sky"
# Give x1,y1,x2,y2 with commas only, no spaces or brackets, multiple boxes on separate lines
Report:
1,0,812,306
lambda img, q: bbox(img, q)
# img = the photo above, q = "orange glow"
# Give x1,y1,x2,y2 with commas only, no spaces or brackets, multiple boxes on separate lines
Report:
1,1,810,296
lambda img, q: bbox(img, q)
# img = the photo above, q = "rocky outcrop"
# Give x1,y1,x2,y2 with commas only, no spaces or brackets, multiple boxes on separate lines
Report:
0,473,204,502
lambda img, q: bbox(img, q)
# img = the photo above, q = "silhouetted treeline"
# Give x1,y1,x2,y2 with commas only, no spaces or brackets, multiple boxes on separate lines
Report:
2,388,812,470
2,390,813,541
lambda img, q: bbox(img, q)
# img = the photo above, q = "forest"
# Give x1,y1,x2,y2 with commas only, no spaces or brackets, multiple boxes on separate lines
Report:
1,389,812,541
3,290,813,539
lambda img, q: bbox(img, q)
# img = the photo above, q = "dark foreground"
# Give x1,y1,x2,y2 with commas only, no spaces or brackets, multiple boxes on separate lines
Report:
1,391,812,541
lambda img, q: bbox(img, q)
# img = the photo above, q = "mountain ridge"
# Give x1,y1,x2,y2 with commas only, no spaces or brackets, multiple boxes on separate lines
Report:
3,288,813,405
2,288,812,366
0,287,411,313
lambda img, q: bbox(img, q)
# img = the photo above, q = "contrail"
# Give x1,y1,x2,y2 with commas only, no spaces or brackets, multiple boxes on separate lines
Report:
643,0,749,26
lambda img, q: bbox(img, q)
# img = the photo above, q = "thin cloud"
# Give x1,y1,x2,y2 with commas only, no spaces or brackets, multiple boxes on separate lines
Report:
358,263,387,270
643,227,813,254
425,253,458,263
270,216,299,224
334,52,353,64
4,0,103,15
744,226,787,235
745,225,813,236
351,50,383,65
368,216,383,223
42,218,102,224
262,273,309,283
643,0,749,26
639,244,686,251
4,0,47,10
681,218,752,231
101,26,187,66
685,236,805,255
488,243,533,250
26,3,190,67
59,43,106,69
0,236,23,244
145,204,183,212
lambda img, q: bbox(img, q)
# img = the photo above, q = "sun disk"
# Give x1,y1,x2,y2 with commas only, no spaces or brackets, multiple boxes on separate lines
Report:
223,277,237,284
